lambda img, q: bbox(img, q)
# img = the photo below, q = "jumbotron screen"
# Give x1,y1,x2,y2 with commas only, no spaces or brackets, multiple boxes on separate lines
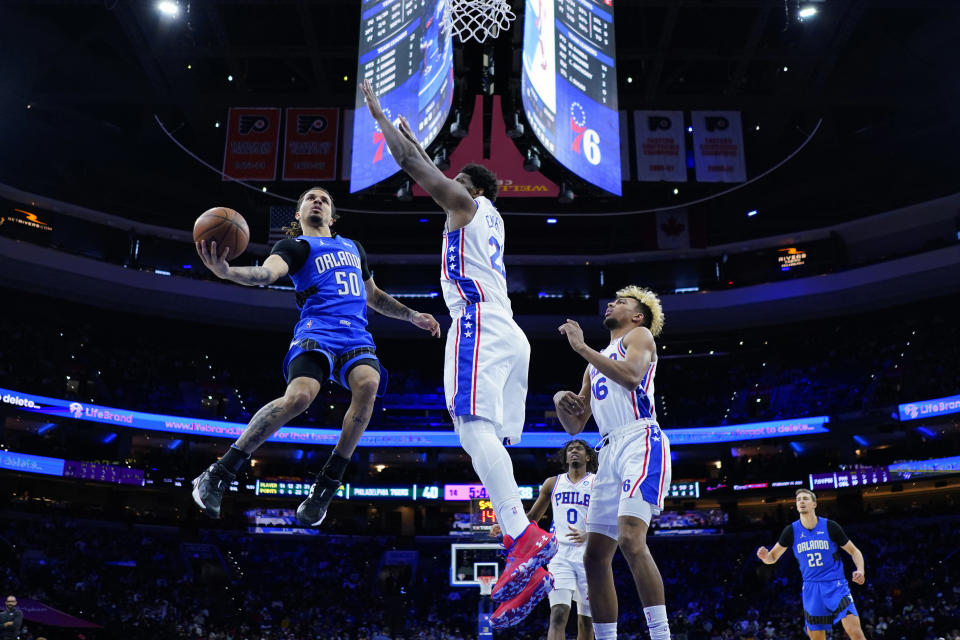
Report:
350,0,454,192
521,0,621,195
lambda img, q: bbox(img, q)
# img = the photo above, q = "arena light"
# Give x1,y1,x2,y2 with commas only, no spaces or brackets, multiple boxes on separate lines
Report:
747,210,758,217
157,1,179,17
545,218,557,224
798,6,818,19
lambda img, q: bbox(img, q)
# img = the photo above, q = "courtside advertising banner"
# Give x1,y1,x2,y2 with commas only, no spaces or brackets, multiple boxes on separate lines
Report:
635,110,687,182
898,393,960,421
283,107,340,181
222,107,281,181
690,110,746,182
1,386,829,447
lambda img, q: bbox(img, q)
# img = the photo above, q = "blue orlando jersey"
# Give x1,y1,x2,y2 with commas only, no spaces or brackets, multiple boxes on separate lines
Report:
789,518,846,582
288,235,369,334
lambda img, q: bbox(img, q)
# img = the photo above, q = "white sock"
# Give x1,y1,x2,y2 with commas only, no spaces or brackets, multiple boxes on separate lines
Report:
593,621,617,640
457,416,528,539
644,605,670,640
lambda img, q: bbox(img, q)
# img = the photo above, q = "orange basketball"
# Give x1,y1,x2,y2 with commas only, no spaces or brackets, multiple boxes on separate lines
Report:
193,207,249,260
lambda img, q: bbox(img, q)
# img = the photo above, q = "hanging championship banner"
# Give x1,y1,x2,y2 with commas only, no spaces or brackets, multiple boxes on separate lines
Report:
340,109,354,181
635,111,687,182
691,110,746,183
222,107,281,181
283,108,340,181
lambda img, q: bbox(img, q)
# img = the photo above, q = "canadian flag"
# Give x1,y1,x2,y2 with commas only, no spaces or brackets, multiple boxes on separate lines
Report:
656,210,690,250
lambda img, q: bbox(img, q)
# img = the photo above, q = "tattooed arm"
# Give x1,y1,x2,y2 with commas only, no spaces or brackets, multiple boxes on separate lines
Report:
197,240,289,286
364,277,441,337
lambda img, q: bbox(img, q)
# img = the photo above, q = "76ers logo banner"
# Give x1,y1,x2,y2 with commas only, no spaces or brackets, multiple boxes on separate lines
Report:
283,108,340,181
222,107,281,181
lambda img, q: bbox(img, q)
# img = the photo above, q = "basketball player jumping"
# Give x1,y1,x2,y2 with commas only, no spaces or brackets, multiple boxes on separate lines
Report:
757,488,868,640
491,439,596,637
555,287,672,640
361,79,557,626
191,186,440,525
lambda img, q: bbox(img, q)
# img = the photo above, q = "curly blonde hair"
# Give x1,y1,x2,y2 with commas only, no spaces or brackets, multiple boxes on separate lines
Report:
615,285,665,337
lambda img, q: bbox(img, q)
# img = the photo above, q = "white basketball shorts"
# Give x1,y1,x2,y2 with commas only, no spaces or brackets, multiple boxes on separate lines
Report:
547,544,591,616
445,302,530,444
587,421,672,537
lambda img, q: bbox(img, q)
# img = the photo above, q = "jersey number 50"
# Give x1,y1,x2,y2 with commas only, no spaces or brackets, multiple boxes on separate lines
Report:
335,271,362,297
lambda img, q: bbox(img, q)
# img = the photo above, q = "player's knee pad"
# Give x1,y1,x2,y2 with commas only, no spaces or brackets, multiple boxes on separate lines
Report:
548,588,574,609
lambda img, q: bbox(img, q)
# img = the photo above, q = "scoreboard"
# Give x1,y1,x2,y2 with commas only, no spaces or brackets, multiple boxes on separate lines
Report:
350,0,453,192
521,0,621,194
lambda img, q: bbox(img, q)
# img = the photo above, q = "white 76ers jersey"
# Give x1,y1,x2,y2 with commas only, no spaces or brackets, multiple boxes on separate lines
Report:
441,196,511,316
551,472,594,548
589,336,657,436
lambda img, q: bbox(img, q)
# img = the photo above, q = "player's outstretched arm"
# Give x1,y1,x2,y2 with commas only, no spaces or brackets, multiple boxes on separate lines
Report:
554,368,592,435
360,80,476,224
841,541,866,584
197,240,288,286
396,115,434,165
526,476,559,525
559,321,654,389
756,543,787,565
363,277,441,337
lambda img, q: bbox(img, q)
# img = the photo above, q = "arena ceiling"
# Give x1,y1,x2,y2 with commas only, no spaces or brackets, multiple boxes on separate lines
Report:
1,0,959,249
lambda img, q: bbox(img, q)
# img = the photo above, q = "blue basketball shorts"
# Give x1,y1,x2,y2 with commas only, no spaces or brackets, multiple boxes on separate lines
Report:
282,321,384,393
802,580,858,631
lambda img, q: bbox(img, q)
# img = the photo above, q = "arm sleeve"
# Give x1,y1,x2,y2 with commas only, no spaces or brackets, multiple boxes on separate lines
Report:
827,519,850,547
777,524,794,548
354,240,372,281
270,238,310,275
13,610,23,633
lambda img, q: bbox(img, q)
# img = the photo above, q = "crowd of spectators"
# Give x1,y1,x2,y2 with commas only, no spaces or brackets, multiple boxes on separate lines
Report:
1,509,958,640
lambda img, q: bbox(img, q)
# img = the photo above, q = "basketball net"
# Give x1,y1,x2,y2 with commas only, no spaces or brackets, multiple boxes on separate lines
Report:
443,0,517,43
477,575,495,597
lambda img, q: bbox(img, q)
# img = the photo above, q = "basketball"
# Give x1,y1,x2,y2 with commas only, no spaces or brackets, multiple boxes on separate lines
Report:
193,207,249,260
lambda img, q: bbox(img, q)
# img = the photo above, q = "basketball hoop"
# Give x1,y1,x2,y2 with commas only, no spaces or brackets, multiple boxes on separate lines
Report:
443,0,517,43
477,575,496,597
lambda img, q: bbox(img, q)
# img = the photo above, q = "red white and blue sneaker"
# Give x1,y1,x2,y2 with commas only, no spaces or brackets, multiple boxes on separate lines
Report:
491,522,558,602
490,567,554,629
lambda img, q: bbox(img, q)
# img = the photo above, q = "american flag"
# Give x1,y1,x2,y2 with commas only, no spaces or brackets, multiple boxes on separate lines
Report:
268,205,296,244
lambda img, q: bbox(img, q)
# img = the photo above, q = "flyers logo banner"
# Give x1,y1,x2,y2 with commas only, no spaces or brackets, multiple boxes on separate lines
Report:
635,110,688,183
283,108,340,181
690,110,746,183
222,107,281,181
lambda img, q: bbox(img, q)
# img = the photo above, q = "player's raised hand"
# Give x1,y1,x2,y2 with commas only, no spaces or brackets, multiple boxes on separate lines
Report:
360,79,385,120
555,390,585,416
566,527,586,544
489,523,502,538
756,546,770,562
197,239,231,279
559,319,586,351
411,312,442,338
397,115,417,142
852,570,865,585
